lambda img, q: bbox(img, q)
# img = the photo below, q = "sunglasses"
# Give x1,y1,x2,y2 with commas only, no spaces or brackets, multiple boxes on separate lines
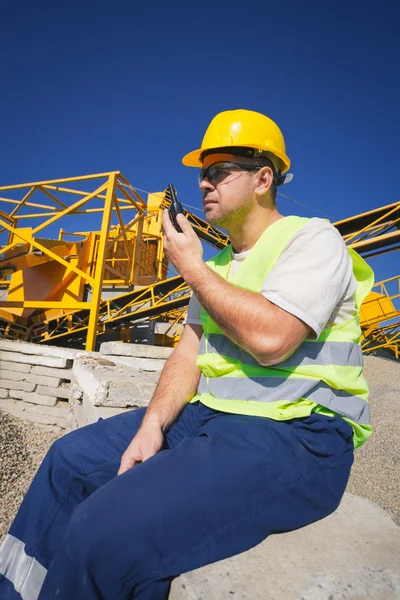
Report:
198,161,264,187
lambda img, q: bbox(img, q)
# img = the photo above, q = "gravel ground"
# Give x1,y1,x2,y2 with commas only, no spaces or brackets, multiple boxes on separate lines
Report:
0,354,399,544
0,412,60,541
347,355,400,526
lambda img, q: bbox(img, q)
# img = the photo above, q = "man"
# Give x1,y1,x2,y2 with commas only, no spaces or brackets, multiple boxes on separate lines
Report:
0,109,373,600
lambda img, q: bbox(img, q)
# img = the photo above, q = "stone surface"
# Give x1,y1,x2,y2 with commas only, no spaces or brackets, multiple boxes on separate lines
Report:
73,356,158,408
0,339,78,359
170,494,400,600
100,341,172,360
0,412,61,541
0,351,71,369
26,374,62,387
0,360,31,374
0,370,26,382
0,399,69,427
30,365,73,379
101,355,166,372
9,390,57,407
0,388,7,398
347,355,400,526
36,385,70,399
69,387,131,429
0,379,36,393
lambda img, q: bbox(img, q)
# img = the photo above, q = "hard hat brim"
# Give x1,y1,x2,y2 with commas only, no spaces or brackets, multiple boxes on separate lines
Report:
181,149,203,167
182,144,290,173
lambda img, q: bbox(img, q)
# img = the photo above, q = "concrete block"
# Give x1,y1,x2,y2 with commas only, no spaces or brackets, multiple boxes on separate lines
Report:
30,365,73,379
0,339,78,359
0,370,26,382
100,341,172,360
70,394,130,429
1,407,68,428
170,494,400,600
26,373,62,387
73,356,157,408
0,351,71,369
0,360,31,374
104,378,158,408
22,401,69,420
101,355,166,372
9,390,57,407
0,398,69,428
0,379,36,392
0,388,8,398
36,385,70,399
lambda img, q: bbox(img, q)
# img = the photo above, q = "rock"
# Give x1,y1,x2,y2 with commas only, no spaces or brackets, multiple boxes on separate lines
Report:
170,494,400,600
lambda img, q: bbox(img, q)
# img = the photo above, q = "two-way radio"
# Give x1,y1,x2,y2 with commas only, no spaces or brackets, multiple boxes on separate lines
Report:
167,184,185,233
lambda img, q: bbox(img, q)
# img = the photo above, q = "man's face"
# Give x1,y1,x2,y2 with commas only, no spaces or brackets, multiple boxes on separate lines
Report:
198,153,260,229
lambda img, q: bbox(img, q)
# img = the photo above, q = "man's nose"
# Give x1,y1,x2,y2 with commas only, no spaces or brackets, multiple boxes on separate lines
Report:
199,178,214,191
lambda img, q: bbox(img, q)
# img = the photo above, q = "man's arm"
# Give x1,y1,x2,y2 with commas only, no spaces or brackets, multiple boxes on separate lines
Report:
182,265,309,366
141,323,203,432
118,323,202,474
162,211,310,366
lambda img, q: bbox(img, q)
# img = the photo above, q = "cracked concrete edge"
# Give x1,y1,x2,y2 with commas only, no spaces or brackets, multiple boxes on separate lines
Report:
170,493,400,600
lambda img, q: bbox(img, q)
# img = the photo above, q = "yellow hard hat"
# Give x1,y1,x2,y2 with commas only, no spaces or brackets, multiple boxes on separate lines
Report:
182,109,291,174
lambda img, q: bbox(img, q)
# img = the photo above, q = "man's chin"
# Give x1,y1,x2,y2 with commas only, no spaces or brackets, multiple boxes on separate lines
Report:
205,213,224,227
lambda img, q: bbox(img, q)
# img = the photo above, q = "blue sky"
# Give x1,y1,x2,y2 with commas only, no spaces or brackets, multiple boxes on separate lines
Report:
0,0,399,285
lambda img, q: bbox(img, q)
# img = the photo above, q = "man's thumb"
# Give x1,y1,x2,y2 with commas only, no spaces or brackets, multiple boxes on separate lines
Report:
118,455,137,476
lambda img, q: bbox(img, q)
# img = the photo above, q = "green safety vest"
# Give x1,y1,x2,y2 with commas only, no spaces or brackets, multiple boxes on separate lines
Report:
191,216,374,448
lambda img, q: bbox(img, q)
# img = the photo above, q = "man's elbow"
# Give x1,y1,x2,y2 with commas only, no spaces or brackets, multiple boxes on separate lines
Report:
253,334,299,367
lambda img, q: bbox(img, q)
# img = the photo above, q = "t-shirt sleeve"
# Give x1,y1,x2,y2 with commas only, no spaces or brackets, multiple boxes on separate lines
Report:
261,220,355,339
185,293,202,326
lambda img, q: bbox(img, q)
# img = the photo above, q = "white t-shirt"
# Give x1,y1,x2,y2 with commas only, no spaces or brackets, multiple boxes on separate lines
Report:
185,218,357,339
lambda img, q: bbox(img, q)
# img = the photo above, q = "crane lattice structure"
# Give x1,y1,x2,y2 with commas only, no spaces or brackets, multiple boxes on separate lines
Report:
0,172,398,357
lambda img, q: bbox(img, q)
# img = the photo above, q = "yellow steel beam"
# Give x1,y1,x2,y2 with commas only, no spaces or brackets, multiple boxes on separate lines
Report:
360,275,400,329
132,214,144,283
42,184,132,206
9,187,37,218
118,173,148,207
113,197,133,265
86,172,118,351
0,241,75,272
116,182,146,212
334,199,400,230
38,186,68,209
14,205,135,220
0,301,91,309
0,197,57,211
0,172,120,192
106,213,143,249
0,218,95,285
31,182,109,236
349,230,400,252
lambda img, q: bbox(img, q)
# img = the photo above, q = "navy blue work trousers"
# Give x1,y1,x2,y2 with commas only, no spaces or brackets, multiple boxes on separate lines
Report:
0,401,354,600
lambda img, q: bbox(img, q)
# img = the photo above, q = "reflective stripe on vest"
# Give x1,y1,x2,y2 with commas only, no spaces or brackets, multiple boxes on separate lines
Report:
196,216,374,428
198,374,370,425
199,334,363,368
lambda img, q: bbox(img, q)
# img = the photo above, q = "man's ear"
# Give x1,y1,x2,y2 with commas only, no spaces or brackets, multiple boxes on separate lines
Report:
254,167,274,197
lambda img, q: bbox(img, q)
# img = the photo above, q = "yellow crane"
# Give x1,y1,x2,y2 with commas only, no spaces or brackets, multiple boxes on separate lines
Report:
0,171,398,357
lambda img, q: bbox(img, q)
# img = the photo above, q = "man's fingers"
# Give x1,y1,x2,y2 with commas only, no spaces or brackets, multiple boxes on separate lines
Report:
176,213,193,235
162,209,175,237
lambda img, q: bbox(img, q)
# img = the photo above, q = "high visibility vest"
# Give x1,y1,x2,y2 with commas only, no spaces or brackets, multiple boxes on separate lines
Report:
192,216,374,448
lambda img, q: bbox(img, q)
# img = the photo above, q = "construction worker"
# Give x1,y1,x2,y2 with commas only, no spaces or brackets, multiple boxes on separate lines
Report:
0,109,373,600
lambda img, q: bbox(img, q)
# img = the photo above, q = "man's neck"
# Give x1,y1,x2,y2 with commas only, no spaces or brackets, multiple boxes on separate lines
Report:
228,209,284,254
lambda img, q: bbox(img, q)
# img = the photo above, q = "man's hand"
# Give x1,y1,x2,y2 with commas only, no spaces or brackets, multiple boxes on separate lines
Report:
162,210,203,278
118,422,164,475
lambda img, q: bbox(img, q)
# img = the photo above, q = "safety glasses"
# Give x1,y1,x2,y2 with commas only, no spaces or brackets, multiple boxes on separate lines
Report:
198,162,264,187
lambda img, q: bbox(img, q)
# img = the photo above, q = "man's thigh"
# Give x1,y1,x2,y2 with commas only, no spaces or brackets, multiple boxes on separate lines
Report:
45,412,353,598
